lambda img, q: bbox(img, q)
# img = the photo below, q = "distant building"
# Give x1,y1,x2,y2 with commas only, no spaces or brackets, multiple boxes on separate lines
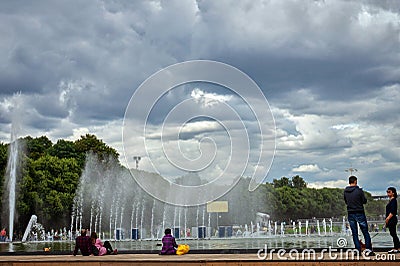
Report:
372,195,388,201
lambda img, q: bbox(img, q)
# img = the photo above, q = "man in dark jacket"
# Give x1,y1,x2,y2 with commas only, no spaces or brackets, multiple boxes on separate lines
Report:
344,175,375,256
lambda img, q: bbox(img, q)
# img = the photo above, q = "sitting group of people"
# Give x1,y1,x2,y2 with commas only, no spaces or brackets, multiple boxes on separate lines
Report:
73,229,117,256
73,227,188,256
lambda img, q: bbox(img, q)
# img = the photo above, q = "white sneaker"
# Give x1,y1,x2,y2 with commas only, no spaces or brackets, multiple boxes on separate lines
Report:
388,249,399,253
363,249,375,256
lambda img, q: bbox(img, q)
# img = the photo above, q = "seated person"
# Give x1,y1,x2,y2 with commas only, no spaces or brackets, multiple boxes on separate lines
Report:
73,229,92,256
91,231,117,255
160,228,178,255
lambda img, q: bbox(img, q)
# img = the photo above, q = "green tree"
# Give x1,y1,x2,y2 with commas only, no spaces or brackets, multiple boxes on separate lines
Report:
74,134,119,167
0,142,8,223
273,176,292,188
24,136,53,160
49,139,79,159
292,175,307,189
18,155,80,228
364,191,386,218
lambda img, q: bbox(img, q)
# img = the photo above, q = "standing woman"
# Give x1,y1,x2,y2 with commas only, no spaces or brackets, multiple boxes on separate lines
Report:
385,187,400,253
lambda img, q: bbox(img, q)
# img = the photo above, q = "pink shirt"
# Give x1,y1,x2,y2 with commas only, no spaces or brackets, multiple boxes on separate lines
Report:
94,238,107,256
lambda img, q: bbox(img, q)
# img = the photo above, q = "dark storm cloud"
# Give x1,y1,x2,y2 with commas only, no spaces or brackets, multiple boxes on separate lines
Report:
193,0,400,101
1,0,399,194
2,0,398,122
219,53,394,101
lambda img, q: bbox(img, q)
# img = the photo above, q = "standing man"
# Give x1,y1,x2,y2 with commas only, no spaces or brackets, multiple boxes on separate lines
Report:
344,175,375,256
73,229,92,256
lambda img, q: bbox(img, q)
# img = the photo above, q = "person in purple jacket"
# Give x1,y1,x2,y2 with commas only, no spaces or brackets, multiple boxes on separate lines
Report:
160,228,178,255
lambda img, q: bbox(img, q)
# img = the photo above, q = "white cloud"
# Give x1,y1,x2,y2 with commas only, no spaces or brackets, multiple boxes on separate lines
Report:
190,88,233,107
292,164,321,173
308,179,348,189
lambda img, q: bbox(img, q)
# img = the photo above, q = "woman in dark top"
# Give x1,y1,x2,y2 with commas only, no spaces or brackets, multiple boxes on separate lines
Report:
385,187,400,253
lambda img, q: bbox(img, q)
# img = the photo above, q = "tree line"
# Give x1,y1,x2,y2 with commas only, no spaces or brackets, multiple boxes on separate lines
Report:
0,134,118,236
217,175,386,227
0,134,387,237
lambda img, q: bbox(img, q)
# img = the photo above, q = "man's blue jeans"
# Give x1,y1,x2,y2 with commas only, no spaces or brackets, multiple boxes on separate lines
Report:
348,212,372,251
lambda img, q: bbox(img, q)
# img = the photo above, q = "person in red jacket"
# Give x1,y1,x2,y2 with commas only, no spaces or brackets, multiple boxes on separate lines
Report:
0,228,6,242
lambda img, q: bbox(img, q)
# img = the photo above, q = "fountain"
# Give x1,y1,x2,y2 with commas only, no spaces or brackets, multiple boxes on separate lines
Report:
6,135,18,242
329,218,333,235
71,153,288,241
305,220,309,235
21,215,46,242
298,221,302,236
70,154,218,240
2,94,23,242
1,138,370,252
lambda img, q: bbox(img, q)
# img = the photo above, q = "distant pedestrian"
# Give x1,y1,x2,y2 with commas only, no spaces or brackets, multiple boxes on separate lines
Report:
385,187,400,253
160,228,178,255
0,228,6,242
344,175,375,256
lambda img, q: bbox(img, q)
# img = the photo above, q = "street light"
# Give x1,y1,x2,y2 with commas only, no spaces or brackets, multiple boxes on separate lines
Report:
345,166,358,175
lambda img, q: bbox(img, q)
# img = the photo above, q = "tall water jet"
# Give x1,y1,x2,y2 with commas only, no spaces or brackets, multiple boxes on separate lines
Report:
7,136,18,242
4,94,22,242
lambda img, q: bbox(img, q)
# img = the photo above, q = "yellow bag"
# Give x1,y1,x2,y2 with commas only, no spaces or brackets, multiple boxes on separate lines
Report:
176,244,190,255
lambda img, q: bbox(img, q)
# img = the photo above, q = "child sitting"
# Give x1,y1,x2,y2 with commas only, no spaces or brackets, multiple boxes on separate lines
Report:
160,228,178,255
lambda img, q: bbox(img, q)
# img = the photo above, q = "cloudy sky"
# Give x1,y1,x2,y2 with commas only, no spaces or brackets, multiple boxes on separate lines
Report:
1,0,399,195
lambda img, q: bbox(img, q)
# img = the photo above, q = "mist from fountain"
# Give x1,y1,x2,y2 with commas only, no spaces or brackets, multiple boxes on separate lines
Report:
71,154,216,240
69,153,348,243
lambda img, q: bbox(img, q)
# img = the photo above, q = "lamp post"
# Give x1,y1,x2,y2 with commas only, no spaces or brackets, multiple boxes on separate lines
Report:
133,156,141,169
345,166,358,175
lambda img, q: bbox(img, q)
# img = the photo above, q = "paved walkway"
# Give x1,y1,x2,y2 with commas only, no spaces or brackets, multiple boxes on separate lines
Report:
0,252,398,266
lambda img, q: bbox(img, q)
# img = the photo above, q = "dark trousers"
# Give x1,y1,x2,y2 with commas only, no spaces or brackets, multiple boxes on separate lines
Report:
348,212,372,251
103,241,114,254
388,222,400,249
